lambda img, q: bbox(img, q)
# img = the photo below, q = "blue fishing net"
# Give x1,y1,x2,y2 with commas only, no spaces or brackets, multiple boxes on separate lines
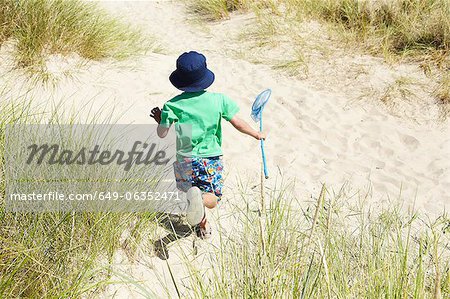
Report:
251,89,271,122
251,89,271,179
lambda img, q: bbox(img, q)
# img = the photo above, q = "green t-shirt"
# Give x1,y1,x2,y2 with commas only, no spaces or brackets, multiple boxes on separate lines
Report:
160,91,240,158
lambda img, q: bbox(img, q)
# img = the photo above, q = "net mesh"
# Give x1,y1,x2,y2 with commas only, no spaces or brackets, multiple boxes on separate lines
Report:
251,89,271,122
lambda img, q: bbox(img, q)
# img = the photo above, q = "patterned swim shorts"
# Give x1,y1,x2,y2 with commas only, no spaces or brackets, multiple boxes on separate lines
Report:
173,156,224,200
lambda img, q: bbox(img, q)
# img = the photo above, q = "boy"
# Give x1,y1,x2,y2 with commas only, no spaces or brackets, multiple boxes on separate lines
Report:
150,51,265,238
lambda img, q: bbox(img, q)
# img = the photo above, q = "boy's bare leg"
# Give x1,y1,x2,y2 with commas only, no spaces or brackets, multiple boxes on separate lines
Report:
202,192,218,209
186,187,204,225
193,192,217,239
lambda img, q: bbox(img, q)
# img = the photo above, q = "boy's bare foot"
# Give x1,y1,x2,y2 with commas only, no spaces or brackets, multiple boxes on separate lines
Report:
186,187,204,226
194,217,211,239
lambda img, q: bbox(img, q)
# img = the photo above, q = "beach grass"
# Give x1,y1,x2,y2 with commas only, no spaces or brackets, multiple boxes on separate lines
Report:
273,49,309,78
187,0,449,61
436,73,450,119
0,99,159,297
285,0,449,58
0,0,149,76
0,2,158,296
185,0,250,20
183,183,450,298
186,0,450,119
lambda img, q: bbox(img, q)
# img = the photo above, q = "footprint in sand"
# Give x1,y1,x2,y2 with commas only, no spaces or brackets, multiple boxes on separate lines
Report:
399,133,420,151
381,147,395,156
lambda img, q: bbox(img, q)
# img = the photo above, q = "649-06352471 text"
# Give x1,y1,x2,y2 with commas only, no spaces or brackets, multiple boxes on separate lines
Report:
8,191,182,202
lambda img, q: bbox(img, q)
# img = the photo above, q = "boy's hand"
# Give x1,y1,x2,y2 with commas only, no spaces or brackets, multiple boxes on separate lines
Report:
256,132,266,140
229,116,267,141
150,107,162,124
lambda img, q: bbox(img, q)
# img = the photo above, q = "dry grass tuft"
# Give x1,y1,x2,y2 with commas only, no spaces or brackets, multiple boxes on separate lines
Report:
435,73,450,119
185,0,250,20
380,76,417,107
183,183,450,298
187,0,449,62
0,0,150,77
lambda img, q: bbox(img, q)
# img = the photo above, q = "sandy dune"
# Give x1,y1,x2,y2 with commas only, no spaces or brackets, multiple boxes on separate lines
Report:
1,0,449,297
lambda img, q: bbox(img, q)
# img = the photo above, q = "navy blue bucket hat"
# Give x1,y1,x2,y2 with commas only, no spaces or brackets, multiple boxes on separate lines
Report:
169,51,215,92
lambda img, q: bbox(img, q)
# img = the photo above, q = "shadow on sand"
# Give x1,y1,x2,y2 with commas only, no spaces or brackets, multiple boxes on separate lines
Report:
153,213,195,260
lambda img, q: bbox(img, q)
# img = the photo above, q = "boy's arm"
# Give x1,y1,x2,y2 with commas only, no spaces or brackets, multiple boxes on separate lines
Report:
150,107,170,138
229,116,266,140
157,125,170,138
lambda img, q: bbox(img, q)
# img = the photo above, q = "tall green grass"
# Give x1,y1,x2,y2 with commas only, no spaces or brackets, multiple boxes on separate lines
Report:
187,0,449,59
185,0,279,19
286,0,449,57
183,184,449,298
185,0,250,20
0,100,158,297
0,0,148,75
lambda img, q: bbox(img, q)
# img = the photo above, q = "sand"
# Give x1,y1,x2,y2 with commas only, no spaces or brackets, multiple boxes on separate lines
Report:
0,0,449,297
